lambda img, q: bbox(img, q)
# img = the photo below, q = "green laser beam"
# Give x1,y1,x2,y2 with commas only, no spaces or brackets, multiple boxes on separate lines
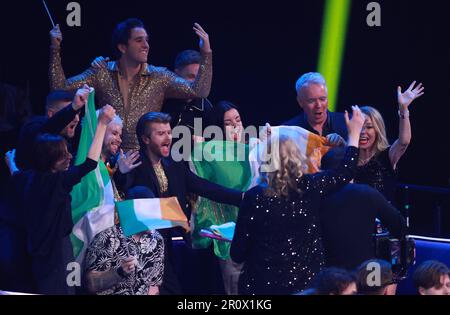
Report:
318,0,352,112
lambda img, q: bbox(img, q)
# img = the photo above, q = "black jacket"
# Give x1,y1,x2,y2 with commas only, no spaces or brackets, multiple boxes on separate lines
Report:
320,183,407,270
115,152,242,294
0,158,97,294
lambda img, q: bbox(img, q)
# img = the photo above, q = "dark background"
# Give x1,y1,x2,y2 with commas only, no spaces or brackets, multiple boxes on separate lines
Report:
1,0,449,236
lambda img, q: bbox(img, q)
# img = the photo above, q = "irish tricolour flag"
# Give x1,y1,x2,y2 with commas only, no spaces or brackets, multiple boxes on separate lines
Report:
70,89,115,261
248,125,331,188
116,197,189,237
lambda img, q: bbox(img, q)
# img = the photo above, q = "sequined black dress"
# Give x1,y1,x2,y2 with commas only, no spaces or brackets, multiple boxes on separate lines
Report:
354,147,397,204
230,146,359,295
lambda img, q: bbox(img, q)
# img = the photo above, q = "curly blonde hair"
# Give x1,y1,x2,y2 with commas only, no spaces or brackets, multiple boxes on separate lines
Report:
260,135,308,198
360,106,390,154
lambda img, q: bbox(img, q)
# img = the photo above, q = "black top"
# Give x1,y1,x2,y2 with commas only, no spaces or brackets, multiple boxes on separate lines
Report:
320,183,407,270
354,147,398,204
16,158,97,257
230,146,359,295
15,103,79,171
283,111,348,139
5,158,97,294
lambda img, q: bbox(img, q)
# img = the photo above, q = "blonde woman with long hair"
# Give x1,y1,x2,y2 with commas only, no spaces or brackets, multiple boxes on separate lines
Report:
355,82,424,204
230,106,365,295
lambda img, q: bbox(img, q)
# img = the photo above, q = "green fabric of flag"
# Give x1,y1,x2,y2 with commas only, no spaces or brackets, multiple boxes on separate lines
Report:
191,141,251,259
70,90,115,259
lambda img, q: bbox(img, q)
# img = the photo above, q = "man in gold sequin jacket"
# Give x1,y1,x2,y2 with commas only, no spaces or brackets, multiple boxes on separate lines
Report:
49,18,212,151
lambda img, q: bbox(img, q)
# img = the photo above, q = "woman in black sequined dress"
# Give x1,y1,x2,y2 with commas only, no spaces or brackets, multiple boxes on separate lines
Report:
230,106,365,295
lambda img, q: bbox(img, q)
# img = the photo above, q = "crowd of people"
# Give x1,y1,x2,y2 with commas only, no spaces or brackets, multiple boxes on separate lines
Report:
0,17,448,296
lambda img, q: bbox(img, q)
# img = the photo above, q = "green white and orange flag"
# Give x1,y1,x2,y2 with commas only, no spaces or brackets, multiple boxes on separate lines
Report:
70,89,115,261
115,197,189,237
189,128,329,258
248,125,330,188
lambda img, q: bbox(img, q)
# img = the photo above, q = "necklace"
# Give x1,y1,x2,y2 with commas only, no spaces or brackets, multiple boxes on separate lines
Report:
358,153,376,165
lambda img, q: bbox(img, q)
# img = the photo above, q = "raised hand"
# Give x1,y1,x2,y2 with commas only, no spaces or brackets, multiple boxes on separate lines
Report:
98,104,116,125
398,81,425,110
5,149,18,175
91,56,109,70
72,84,91,111
117,149,142,174
5,149,15,165
193,23,211,53
345,105,365,147
49,24,62,48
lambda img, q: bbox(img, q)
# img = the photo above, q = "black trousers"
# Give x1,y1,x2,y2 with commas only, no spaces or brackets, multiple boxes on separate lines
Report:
31,235,76,295
159,229,183,295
